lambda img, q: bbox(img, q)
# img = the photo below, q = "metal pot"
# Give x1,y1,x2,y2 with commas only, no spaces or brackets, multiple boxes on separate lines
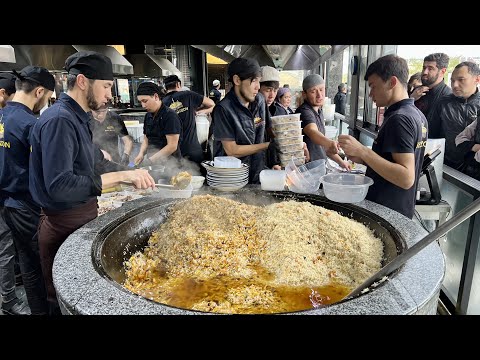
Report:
139,164,166,182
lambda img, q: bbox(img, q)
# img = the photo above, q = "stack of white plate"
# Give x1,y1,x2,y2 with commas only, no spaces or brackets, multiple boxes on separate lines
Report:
201,161,249,192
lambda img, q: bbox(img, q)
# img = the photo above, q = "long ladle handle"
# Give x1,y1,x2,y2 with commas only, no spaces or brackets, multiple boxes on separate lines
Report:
345,196,480,300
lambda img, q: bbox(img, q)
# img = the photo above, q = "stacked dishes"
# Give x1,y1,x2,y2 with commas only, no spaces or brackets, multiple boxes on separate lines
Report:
201,160,249,192
271,114,305,167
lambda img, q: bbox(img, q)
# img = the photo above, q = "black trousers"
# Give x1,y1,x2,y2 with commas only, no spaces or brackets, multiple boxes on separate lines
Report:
4,202,48,315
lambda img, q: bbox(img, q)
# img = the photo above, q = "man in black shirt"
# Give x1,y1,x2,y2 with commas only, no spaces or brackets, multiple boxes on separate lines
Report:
90,107,133,165
134,82,183,166
411,53,451,136
209,79,221,104
0,73,16,109
162,75,215,165
333,83,346,115
29,51,155,312
339,54,428,219
212,57,272,184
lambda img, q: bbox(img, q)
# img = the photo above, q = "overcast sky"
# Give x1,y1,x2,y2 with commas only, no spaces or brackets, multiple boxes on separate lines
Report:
397,45,480,59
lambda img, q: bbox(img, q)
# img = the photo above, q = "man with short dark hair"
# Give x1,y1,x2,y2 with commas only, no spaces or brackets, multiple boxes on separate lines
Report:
29,51,155,312
212,57,272,184
434,61,480,169
0,73,16,108
333,83,347,115
162,75,215,165
339,54,428,219
411,52,452,136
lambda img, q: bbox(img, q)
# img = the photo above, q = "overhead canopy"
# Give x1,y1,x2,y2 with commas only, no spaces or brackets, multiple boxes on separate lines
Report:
0,45,77,71
0,45,15,63
72,45,133,76
125,53,181,78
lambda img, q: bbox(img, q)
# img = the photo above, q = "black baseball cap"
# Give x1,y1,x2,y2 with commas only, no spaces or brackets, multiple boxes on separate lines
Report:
227,58,261,82
12,66,55,91
0,72,16,94
163,75,181,87
64,51,114,81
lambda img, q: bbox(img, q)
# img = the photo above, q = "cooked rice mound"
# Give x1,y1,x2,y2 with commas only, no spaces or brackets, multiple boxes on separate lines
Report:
124,194,383,313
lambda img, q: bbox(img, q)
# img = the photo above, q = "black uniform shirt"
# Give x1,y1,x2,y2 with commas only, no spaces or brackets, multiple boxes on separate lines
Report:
142,103,182,159
29,93,102,212
365,98,428,219
209,88,221,104
296,101,326,161
162,90,204,163
213,90,267,184
90,110,129,163
0,101,38,209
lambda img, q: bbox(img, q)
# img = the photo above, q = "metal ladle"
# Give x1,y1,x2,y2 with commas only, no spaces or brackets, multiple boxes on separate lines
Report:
341,196,480,302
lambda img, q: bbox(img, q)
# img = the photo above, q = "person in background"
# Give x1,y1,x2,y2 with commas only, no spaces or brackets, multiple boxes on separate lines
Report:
411,53,451,136
0,73,16,108
0,71,31,315
134,82,183,166
333,83,347,115
275,87,294,115
432,61,480,169
29,51,155,313
162,74,215,165
455,118,480,181
212,58,273,184
259,66,280,117
0,66,55,315
209,79,221,105
339,54,428,219
407,72,422,97
90,107,133,165
296,74,349,169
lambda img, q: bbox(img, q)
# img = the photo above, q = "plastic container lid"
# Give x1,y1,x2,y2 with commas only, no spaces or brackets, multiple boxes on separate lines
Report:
214,156,242,168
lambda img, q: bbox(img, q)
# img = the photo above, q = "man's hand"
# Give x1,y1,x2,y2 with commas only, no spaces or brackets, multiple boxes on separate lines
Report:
410,85,429,101
134,154,144,166
125,169,155,189
338,135,366,160
120,153,130,166
326,140,340,158
472,144,480,153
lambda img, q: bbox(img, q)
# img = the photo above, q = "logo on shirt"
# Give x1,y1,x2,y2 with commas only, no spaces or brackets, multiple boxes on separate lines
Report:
169,100,188,114
254,117,264,128
421,125,427,137
0,122,4,139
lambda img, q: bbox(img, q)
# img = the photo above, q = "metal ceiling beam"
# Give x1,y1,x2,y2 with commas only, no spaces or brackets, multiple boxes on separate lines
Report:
190,45,236,63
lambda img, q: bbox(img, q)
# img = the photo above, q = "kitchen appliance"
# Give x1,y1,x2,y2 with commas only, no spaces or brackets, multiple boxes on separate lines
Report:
416,148,442,205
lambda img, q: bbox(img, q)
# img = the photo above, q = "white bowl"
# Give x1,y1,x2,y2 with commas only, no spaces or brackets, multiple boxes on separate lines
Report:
320,173,373,203
190,176,205,190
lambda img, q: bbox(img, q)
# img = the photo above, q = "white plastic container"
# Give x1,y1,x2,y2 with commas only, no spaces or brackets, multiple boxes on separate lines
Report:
156,184,193,198
320,173,373,203
214,156,241,168
195,114,210,143
190,176,205,191
260,170,286,191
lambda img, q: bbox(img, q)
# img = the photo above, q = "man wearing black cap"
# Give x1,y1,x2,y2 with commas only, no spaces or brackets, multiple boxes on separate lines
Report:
162,75,215,166
0,66,56,315
29,51,155,312
90,106,133,165
134,81,183,166
212,57,272,184
0,73,16,109
0,71,20,315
